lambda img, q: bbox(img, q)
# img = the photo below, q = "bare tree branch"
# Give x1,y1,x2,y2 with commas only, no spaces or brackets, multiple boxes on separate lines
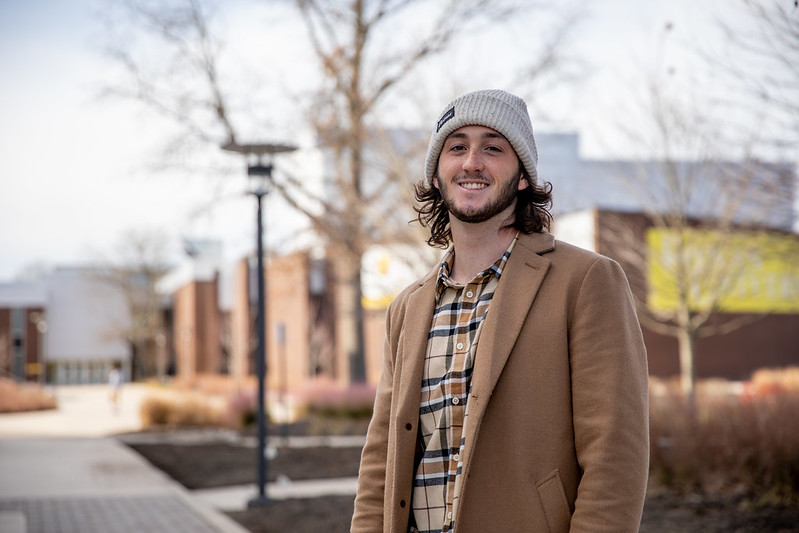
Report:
706,0,799,146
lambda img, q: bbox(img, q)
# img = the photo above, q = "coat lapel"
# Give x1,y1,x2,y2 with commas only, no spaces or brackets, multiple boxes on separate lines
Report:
465,233,554,441
394,269,437,423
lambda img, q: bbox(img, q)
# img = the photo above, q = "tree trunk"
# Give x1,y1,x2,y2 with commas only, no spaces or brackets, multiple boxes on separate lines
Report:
351,266,366,383
334,251,367,385
677,327,697,401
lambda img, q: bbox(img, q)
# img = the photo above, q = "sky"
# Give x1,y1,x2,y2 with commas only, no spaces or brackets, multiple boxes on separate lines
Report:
0,0,790,281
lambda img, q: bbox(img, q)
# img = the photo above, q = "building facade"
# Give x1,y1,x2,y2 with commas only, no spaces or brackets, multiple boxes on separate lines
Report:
4,133,794,391
555,208,799,381
0,268,131,385
0,282,46,382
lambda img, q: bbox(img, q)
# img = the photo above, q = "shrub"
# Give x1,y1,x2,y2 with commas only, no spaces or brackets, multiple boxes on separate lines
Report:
650,372,799,507
173,373,256,396
300,381,376,419
0,378,57,413
224,388,261,429
140,396,171,426
139,393,222,428
748,366,799,396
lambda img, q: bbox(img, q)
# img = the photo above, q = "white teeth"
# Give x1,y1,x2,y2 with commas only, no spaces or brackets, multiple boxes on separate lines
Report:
461,183,487,190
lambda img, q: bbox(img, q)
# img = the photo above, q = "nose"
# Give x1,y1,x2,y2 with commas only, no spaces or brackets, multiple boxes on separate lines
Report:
462,148,484,173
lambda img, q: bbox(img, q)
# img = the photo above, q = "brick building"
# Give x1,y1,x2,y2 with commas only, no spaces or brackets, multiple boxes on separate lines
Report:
225,251,392,394
0,268,131,384
555,208,799,381
0,282,46,382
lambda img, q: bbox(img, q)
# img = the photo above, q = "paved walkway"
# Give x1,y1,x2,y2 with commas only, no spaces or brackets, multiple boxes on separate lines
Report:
0,437,248,533
0,384,361,532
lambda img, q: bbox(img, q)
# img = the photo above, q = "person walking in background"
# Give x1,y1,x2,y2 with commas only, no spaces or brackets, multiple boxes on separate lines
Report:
108,362,123,413
351,89,650,532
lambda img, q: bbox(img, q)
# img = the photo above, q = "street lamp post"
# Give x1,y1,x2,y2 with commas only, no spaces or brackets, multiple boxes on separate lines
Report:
222,141,296,508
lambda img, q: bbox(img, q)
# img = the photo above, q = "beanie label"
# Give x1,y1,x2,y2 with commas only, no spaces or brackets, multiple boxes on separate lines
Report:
436,107,455,133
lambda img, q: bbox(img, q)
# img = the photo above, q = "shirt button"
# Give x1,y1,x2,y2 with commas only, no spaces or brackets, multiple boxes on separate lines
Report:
452,397,460,405
466,290,473,298
456,342,464,350
448,512,453,519
453,453,460,462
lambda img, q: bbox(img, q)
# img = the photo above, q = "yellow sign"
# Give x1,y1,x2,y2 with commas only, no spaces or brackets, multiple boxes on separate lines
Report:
647,228,799,313
363,294,397,311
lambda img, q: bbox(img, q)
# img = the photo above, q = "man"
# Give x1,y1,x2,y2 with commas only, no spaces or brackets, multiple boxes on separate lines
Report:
351,89,649,533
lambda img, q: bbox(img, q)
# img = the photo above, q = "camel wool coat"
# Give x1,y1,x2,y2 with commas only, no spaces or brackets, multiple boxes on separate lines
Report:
351,232,649,533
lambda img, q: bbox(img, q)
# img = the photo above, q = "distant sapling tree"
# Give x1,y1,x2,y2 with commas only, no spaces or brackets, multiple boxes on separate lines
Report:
605,69,796,401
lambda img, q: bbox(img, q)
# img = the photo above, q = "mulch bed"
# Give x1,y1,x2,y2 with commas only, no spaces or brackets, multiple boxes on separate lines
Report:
226,496,356,533
639,489,799,533
126,442,363,490
126,421,799,533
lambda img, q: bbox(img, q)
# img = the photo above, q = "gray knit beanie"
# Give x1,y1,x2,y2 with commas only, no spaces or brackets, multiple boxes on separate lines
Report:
424,89,538,185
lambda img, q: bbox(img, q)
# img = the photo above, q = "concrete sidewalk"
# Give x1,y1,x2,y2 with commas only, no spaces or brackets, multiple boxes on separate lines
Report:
192,477,359,512
0,384,250,533
0,384,362,532
0,437,250,533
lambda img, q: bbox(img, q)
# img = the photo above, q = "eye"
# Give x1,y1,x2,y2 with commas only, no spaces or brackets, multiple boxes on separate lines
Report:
448,143,467,152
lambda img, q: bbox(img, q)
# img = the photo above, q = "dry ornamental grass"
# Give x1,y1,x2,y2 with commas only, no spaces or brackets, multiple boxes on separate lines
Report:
649,369,799,507
0,378,56,413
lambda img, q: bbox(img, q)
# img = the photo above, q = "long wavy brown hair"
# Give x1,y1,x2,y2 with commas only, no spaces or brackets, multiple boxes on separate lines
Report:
413,169,553,248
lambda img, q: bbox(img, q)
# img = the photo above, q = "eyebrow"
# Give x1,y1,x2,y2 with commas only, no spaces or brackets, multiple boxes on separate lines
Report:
446,131,509,142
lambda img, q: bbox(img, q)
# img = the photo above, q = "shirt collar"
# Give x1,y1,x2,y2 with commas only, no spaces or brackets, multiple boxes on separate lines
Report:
435,232,518,300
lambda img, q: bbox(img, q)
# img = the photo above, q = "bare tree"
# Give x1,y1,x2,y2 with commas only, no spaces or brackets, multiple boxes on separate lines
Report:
605,1,799,399
711,0,799,150
96,0,581,383
93,229,171,381
604,71,796,401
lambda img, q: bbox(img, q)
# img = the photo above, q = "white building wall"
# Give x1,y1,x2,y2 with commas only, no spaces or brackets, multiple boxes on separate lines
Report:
552,209,597,253
44,267,129,383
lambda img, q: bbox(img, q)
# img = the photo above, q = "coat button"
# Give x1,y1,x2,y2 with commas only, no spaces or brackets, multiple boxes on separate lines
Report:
405,423,412,430
400,499,406,508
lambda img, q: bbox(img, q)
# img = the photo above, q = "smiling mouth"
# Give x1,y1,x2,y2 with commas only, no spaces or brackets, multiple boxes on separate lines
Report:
460,182,488,190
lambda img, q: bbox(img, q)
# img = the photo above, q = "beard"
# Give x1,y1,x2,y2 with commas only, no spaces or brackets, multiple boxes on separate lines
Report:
439,172,522,224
